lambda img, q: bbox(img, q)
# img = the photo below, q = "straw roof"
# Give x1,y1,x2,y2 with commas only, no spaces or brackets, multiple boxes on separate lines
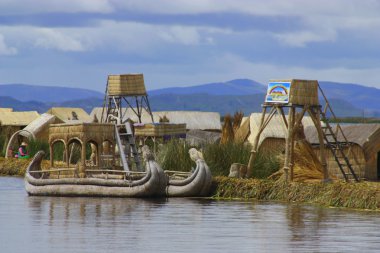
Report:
186,130,221,146
305,124,380,147
247,113,315,146
19,113,57,138
90,107,221,131
46,107,92,123
0,111,40,126
0,108,13,112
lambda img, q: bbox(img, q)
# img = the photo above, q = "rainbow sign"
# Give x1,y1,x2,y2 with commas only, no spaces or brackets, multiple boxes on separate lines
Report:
265,82,291,103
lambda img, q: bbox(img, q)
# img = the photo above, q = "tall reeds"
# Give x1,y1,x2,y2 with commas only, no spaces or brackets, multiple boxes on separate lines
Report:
157,139,193,172
156,139,251,175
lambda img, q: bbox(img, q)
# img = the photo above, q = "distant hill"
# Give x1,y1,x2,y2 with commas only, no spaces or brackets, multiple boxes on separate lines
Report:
149,94,364,117
55,97,103,113
0,79,378,117
319,81,380,115
149,79,266,96
149,93,264,115
0,84,103,103
0,96,47,112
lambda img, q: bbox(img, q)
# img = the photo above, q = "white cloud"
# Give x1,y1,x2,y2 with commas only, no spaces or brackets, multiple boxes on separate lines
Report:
0,21,230,53
0,34,17,55
33,28,85,52
159,26,202,45
273,30,337,47
104,0,380,48
0,0,113,14
110,0,380,17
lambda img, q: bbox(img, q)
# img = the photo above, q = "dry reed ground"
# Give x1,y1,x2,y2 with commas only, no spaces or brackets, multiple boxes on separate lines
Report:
212,177,380,210
0,158,50,176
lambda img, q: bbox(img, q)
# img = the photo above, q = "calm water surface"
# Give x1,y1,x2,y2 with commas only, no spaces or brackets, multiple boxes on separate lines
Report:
1,177,380,253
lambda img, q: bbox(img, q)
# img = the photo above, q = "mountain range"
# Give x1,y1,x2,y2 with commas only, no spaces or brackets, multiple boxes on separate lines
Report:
0,79,379,117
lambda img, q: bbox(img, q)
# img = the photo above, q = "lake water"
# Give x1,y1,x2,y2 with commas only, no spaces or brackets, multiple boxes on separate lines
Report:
1,176,380,253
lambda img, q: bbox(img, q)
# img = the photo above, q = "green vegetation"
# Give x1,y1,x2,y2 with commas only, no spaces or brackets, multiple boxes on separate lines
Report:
27,139,50,159
203,142,251,176
0,134,6,157
157,140,252,175
250,152,281,179
157,139,193,172
156,140,279,178
213,177,380,210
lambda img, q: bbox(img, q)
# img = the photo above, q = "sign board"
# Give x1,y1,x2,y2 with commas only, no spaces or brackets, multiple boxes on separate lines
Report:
265,81,291,103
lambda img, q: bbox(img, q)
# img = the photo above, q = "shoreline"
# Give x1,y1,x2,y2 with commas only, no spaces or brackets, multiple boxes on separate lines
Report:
1,158,379,210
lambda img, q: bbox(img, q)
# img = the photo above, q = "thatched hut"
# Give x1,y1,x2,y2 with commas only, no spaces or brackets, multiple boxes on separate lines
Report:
0,111,40,156
243,113,314,153
305,124,380,180
0,111,40,137
46,107,92,123
0,108,13,112
90,107,221,131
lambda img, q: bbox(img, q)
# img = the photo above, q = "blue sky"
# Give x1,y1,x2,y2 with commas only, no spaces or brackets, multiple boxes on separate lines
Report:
0,0,380,92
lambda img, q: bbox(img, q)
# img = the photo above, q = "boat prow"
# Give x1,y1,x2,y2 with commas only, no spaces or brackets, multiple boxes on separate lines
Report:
165,148,212,197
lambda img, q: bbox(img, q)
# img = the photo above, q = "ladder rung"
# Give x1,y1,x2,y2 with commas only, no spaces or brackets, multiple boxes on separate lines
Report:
119,133,133,136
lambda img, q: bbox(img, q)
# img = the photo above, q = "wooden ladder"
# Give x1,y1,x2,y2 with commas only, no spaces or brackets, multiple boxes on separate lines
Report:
114,122,142,172
317,85,360,182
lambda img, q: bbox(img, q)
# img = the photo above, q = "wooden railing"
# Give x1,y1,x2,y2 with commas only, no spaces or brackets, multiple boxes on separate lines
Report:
30,167,147,180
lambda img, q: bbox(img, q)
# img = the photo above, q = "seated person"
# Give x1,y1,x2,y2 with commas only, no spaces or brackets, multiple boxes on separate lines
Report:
15,142,29,158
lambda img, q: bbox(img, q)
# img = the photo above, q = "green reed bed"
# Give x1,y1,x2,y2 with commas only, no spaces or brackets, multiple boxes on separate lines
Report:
156,140,256,176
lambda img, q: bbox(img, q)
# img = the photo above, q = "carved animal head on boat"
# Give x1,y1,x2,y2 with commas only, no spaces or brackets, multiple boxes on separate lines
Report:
141,145,155,162
189,148,204,162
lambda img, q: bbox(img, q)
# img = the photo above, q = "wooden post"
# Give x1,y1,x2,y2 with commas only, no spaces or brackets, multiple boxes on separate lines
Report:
289,107,296,181
112,142,115,167
65,144,69,167
50,143,54,167
247,107,267,177
283,106,295,182
81,142,86,169
96,141,103,168
308,107,329,181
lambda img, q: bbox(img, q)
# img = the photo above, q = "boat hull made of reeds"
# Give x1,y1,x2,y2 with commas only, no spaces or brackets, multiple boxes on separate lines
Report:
25,151,167,198
166,159,212,197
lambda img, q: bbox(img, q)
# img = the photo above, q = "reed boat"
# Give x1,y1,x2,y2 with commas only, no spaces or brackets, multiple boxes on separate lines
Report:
24,123,167,198
165,148,212,197
25,149,167,198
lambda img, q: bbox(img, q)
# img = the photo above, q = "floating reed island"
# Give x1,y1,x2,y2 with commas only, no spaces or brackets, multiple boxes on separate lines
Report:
212,177,380,211
1,76,380,208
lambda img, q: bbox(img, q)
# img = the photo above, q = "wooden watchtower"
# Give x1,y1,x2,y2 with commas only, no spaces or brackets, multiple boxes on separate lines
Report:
101,73,154,124
247,79,360,182
100,73,154,172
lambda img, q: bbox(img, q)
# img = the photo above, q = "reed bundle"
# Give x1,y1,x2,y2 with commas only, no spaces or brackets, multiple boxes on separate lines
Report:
221,114,234,144
232,111,244,134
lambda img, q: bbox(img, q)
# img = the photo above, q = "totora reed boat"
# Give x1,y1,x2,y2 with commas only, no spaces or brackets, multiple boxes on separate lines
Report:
24,123,212,198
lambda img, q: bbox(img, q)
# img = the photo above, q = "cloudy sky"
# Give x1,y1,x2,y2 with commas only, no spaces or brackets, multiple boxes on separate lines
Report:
1,0,380,91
